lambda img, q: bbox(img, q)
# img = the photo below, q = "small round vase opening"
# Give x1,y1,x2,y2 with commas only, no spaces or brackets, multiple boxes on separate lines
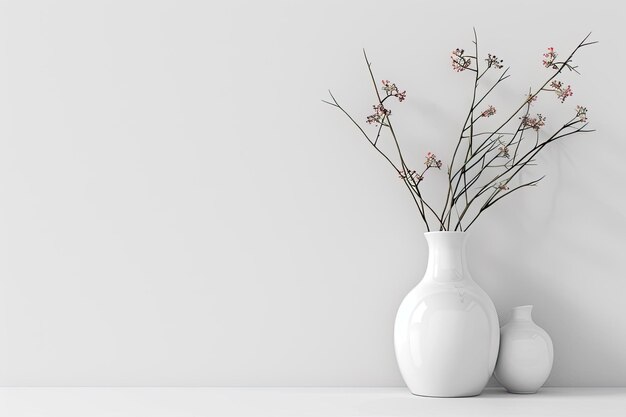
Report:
394,232,500,397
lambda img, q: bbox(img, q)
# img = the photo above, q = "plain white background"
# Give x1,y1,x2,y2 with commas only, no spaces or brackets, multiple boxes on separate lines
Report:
0,0,624,387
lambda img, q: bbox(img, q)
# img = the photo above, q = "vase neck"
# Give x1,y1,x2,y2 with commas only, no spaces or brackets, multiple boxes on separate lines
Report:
423,232,470,283
510,305,533,321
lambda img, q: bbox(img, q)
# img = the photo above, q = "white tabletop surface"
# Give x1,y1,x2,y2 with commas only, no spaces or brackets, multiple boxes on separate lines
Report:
0,387,624,417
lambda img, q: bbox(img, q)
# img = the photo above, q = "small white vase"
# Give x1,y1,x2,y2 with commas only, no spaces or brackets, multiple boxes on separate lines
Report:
494,305,554,394
394,232,500,397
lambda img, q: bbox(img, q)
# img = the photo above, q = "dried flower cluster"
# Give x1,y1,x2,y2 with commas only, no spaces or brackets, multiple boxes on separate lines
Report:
520,114,547,131
549,80,573,102
382,80,407,102
481,105,497,118
399,170,423,182
543,47,558,69
486,54,504,69
576,105,588,122
366,80,408,125
451,48,472,72
425,152,443,169
366,104,390,126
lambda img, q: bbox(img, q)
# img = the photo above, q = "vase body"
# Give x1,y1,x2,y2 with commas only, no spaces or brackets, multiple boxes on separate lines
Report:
494,305,553,394
394,232,500,397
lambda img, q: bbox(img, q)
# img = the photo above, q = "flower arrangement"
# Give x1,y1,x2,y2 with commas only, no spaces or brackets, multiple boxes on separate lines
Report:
323,31,596,231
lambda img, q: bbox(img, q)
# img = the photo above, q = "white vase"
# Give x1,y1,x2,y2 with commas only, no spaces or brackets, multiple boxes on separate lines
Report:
494,305,554,394
394,232,500,397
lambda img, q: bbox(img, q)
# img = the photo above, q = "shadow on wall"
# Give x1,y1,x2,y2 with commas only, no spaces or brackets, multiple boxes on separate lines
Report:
470,128,626,386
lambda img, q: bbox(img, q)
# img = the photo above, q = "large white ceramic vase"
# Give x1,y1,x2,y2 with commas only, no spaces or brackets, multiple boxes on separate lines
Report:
394,232,500,397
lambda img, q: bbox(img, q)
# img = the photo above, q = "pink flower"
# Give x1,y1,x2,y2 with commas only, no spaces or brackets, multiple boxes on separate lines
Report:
520,114,546,131
366,104,390,126
451,48,472,72
542,47,558,69
550,80,573,103
481,105,496,118
381,80,407,102
425,152,443,169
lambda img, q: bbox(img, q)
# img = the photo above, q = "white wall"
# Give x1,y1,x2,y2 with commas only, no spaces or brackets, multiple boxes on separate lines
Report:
0,0,624,386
